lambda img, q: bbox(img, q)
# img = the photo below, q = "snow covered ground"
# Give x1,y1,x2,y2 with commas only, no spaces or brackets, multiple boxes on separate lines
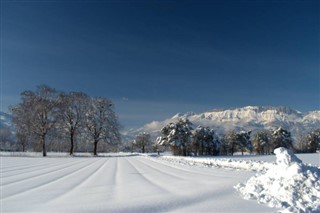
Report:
1,151,319,212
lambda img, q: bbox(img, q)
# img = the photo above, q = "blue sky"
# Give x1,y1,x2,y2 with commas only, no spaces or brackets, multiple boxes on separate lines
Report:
1,0,319,129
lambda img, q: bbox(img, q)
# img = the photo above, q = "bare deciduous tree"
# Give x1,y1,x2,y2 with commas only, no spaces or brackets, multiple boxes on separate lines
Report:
85,97,120,156
11,85,57,156
57,92,89,155
133,132,151,153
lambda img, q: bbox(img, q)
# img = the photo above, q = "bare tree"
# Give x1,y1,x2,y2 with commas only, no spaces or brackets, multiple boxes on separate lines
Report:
57,92,89,155
133,132,151,153
85,97,120,156
11,85,57,156
15,128,32,152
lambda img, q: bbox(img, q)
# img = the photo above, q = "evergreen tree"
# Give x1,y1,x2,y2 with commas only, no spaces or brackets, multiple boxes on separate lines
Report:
157,119,193,156
224,130,238,155
236,131,252,155
305,129,320,153
192,126,220,156
271,127,293,150
252,130,272,154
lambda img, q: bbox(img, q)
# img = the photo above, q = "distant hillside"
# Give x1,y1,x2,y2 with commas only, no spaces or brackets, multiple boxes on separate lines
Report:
123,106,320,140
2,107,320,142
0,111,13,130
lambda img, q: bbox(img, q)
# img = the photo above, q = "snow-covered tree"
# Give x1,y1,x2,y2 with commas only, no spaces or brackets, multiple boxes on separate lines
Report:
11,85,58,156
224,130,252,155
224,130,238,155
57,92,89,155
252,130,272,154
271,127,293,150
192,126,220,156
85,97,121,156
236,131,252,155
305,129,320,153
157,119,193,156
133,132,151,153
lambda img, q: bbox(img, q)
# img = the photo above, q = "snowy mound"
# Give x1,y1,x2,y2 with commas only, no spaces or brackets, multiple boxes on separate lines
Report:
235,147,320,212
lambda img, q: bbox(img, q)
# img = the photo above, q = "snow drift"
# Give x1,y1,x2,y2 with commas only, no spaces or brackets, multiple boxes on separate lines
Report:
235,147,320,212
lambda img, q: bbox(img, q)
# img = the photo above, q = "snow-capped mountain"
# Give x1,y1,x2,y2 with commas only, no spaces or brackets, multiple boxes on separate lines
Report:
0,111,13,129
124,106,320,140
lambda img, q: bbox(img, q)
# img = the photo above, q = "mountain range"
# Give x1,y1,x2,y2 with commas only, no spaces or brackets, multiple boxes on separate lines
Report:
1,106,320,142
0,111,13,130
123,106,320,140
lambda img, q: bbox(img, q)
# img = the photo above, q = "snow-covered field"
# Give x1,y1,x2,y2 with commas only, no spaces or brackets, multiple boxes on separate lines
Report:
1,151,319,212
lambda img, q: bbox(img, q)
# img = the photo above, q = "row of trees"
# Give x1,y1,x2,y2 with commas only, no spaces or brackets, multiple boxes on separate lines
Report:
10,85,121,156
151,119,319,156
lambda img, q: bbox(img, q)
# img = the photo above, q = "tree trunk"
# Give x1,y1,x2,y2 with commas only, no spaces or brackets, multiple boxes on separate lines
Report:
182,146,187,156
93,140,98,156
41,134,47,157
195,145,198,156
201,142,204,156
69,132,74,155
142,145,145,153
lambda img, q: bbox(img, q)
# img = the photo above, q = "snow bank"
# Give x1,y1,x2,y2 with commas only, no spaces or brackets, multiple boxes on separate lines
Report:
152,155,274,172
235,147,320,212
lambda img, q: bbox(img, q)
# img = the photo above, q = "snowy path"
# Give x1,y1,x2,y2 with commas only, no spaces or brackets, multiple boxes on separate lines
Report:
1,156,276,212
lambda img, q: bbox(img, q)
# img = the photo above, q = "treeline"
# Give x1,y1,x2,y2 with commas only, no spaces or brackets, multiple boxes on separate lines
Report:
6,85,121,156
135,119,319,156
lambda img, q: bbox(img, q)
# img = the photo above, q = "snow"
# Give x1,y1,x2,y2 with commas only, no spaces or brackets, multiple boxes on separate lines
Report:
1,150,319,212
235,148,320,212
124,106,320,143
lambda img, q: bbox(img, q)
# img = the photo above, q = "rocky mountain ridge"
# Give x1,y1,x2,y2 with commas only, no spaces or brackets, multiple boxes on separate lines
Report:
124,106,320,140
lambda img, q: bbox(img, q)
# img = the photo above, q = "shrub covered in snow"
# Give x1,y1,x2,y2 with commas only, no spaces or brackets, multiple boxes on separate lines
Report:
235,147,320,212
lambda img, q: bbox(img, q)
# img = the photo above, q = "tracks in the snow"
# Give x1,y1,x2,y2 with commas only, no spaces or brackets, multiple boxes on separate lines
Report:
1,155,259,213
2,158,106,200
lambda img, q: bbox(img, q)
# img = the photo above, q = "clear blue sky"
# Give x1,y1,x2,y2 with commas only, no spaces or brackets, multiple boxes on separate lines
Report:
1,0,319,129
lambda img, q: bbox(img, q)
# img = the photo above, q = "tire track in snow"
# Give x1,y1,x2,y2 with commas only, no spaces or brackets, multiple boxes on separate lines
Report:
164,187,237,212
123,157,171,194
146,156,238,179
1,157,68,169
46,158,111,203
105,157,172,204
2,158,104,200
1,158,90,186
111,157,119,199
133,157,185,181
125,158,245,213
1,158,89,180
1,158,67,172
